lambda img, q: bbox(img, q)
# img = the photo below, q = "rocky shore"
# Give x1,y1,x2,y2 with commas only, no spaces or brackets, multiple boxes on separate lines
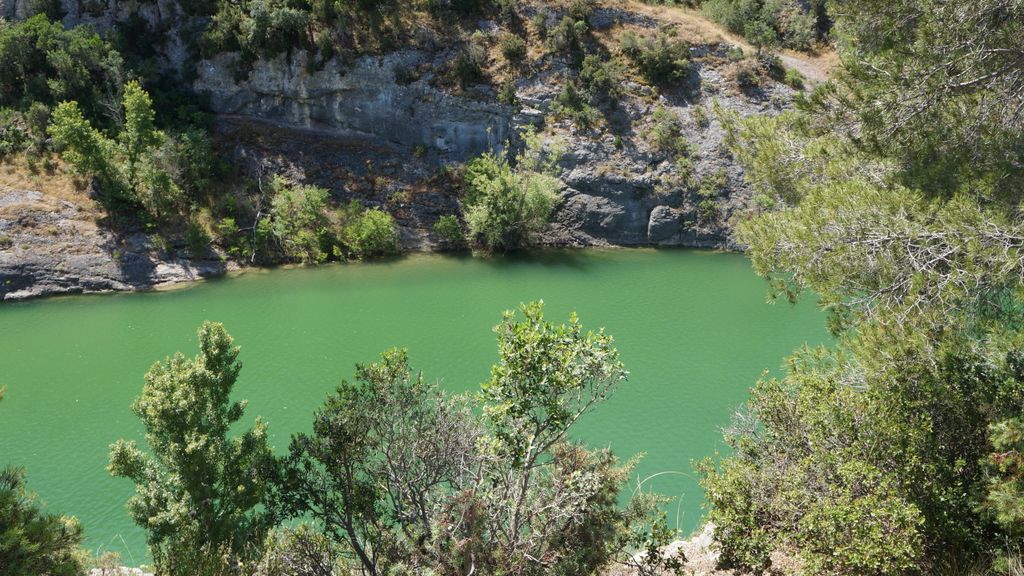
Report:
0,0,829,301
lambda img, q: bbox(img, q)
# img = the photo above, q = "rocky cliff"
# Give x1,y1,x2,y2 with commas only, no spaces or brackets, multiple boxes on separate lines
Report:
0,0,820,300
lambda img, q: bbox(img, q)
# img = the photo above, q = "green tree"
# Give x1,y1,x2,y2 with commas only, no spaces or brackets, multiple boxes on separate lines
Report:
462,132,562,252
120,80,163,190
819,0,1024,200
108,322,278,576
265,178,334,264
273,348,478,575
0,388,86,576
48,101,116,183
274,303,682,575
699,0,1024,570
49,82,184,218
0,15,124,127
342,207,399,259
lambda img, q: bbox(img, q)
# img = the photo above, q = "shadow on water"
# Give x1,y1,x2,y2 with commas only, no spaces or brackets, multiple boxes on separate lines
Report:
475,247,596,271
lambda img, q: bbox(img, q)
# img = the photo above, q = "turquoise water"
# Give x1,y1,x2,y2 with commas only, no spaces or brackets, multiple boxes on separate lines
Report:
0,249,827,563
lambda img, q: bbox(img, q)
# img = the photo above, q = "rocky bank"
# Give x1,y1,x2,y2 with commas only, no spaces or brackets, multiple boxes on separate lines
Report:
0,0,825,300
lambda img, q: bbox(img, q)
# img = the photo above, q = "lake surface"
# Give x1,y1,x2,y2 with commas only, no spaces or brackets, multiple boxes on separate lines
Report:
0,249,827,563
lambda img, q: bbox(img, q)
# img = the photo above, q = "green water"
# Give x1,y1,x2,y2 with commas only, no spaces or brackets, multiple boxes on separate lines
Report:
0,249,827,563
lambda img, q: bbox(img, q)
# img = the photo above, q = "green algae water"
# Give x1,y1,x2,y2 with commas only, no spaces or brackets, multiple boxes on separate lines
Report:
0,249,827,563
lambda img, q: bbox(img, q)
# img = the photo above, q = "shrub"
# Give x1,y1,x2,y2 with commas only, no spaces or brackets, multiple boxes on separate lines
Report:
0,109,29,158
498,78,518,105
461,130,562,251
0,15,125,129
272,303,680,576
784,67,805,89
702,0,825,51
0,466,86,576
342,207,399,258
734,59,761,89
580,54,625,103
700,324,1024,574
432,214,465,248
49,82,203,220
498,32,527,65
693,105,711,129
265,178,333,264
184,218,211,257
255,525,342,576
649,106,694,156
620,29,690,86
552,81,600,129
547,15,587,55
452,39,488,86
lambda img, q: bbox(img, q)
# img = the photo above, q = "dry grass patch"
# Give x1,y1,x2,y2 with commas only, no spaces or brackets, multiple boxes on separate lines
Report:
0,157,96,209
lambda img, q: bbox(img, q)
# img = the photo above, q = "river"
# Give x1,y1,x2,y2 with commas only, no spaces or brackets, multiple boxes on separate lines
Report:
0,248,827,563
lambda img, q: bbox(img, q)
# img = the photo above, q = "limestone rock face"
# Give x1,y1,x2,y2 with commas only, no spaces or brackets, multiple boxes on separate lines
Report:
0,187,232,301
195,50,514,161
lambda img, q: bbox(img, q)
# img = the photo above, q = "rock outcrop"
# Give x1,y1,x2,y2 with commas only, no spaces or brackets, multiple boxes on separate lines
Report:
196,50,514,161
0,0,819,300
0,187,232,301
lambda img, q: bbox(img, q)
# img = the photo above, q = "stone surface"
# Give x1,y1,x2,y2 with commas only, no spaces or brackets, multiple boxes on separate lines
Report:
0,0,815,300
195,50,514,161
0,186,233,301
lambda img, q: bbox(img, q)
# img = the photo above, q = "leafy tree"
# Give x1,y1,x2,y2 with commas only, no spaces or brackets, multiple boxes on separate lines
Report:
462,131,563,252
0,15,124,128
49,81,185,218
0,468,86,576
619,30,690,86
273,348,478,575
700,0,1024,571
274,303,682,575
264,178,333,264
120,81,163,191
342,207,399,259
108,322,278,576
0,388,86,576
432,214,465,250
702,0,824,50
48,101,117,182
822,0,1024,199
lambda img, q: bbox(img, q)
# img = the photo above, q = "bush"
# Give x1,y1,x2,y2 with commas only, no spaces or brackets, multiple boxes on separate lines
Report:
0,466,86,576
461,130,562,251
552,81,600,129
272,303,680,576
620,29,690,86
784,67,805,89
734,59,761,89
497,78,518,105
580,54,625,103
342,207,399,258
498,32,527,65
649,106,694,156
108,322,278,576
432,214,465,249
49,81,203,220
547,15,588,55
256,525,341,576
452,38,488,86
265,178,333,264
701,323,1024,574
0,386,86,576
702,0,826,51
184,218,211,257
0,15,125,129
